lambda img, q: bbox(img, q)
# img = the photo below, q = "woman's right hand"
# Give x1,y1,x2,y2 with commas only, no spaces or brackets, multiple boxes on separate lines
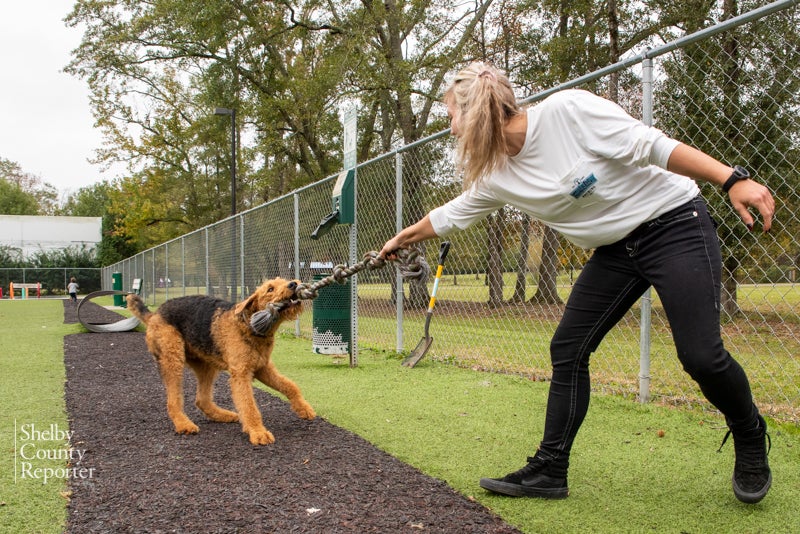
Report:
378,214,439,259
379,237,403,260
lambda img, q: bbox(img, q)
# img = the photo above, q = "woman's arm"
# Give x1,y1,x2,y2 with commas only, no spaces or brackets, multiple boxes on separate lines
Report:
379,214,439,259
666,143,774,232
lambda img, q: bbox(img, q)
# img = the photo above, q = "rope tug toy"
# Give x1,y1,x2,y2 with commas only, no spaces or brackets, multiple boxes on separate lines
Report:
249,248,428,336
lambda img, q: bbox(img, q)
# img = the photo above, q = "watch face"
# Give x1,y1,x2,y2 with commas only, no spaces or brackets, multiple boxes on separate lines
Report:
734,165,750,179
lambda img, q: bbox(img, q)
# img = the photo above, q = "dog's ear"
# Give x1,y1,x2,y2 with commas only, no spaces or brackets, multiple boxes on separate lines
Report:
234,293,259,317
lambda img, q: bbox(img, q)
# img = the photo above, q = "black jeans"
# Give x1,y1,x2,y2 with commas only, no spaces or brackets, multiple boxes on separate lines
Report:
539,197,758,469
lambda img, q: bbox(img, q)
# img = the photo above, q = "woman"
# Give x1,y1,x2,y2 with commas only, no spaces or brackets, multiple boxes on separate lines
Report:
379,62,774,503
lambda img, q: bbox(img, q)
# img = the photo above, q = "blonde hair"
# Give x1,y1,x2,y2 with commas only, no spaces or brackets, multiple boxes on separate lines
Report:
444,62,521,189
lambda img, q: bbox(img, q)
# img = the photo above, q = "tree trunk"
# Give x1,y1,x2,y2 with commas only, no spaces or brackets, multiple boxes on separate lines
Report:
607,0,620,102
721,254,741,318
407,272,431,309
530,226,562,304
509,214,531,303
487,211,505,306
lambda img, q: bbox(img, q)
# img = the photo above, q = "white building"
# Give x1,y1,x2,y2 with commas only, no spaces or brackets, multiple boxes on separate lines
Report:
0,215,102,259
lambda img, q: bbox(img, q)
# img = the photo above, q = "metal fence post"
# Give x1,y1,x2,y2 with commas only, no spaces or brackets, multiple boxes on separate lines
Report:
136,253,142,297
294,193,301,337
151,249,156,306
181,236,186,296
395,151,404,353
240,215,245,301
638,56,654,404
343,106,359,367
349,172,359,367
205,228,210,296
165,242,170,301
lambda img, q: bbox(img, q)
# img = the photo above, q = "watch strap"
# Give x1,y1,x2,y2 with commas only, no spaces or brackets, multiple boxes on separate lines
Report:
722,165,750,193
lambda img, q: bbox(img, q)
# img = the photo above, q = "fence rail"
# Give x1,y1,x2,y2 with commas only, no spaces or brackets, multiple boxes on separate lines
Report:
103,0,800,424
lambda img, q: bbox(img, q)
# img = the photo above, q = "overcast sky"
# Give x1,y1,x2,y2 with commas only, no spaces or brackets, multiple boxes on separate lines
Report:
0,2,119,198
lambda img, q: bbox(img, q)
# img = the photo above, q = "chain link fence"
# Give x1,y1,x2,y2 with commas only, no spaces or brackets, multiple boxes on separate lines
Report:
103,0,800,424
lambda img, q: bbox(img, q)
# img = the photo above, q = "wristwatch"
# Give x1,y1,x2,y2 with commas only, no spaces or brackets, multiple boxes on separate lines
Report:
721,165,750,193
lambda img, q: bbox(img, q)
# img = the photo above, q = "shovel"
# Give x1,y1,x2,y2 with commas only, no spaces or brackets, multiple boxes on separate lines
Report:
402,241,451,368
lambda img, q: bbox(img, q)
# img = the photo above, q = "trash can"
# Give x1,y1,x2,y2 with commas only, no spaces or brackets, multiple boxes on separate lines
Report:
312,274,351,355
112,272,124,306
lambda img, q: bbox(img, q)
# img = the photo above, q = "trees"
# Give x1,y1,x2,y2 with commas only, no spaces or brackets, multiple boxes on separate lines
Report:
64,0,501,292
656,0,800,315
493,0,734,305
25,246,101,295
0,157,58,215
66,0,347,213
60,182,137,266
338,0,498,306
62,0,798,313
0,179,39,215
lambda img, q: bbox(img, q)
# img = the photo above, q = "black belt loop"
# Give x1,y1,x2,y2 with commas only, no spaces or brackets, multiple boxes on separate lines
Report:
627,196,699,240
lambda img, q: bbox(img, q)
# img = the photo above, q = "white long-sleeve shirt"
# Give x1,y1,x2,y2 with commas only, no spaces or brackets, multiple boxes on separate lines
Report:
428,89,700,249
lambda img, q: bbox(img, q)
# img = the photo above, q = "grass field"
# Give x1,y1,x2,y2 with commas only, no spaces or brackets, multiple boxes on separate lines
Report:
2,299,798,533
0,300,73,534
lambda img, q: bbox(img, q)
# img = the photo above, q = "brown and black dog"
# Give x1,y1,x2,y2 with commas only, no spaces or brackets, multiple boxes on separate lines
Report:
127,278,315,445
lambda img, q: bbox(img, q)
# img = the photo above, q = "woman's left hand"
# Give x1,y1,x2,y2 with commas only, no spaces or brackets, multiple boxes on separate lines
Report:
728,179,774,232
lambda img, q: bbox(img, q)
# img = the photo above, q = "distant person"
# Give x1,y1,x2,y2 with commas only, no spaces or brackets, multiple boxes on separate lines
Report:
68,277,79,305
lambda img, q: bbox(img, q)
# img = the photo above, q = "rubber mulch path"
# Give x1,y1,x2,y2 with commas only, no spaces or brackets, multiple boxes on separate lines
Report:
63,300,521,533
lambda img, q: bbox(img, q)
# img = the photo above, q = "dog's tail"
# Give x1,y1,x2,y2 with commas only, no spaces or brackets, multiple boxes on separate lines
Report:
126,294,153,325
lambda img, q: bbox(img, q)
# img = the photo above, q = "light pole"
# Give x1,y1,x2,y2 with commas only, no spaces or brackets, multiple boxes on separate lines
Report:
214,107,236,216
215,107,237,300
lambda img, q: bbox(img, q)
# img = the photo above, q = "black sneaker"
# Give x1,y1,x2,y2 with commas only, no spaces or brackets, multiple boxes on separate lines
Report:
479,456,569,499
718,414,772,504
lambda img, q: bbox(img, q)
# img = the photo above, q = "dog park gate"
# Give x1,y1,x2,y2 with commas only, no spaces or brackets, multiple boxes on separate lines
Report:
103,0,800,425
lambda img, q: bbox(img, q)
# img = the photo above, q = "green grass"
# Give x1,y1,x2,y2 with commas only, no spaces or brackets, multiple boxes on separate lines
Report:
0,300,78,534
268,334,800,533
2,300,798,533
298,309,800,421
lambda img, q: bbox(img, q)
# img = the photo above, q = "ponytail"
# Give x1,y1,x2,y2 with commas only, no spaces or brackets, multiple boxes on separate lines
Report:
445,63,521,189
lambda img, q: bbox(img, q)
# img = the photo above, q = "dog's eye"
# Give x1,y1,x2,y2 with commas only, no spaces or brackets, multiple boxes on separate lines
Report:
266,287,274,293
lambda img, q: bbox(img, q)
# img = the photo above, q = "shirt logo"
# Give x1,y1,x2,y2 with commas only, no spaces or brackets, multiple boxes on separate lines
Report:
569,173,597,199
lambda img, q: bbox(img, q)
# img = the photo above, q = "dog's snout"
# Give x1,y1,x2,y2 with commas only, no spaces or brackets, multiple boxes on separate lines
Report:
288,281,297,290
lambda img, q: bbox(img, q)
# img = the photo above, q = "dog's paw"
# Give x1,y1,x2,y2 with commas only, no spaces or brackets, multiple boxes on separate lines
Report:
247,428,275,445
174,421,200,434
292,401,316,420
